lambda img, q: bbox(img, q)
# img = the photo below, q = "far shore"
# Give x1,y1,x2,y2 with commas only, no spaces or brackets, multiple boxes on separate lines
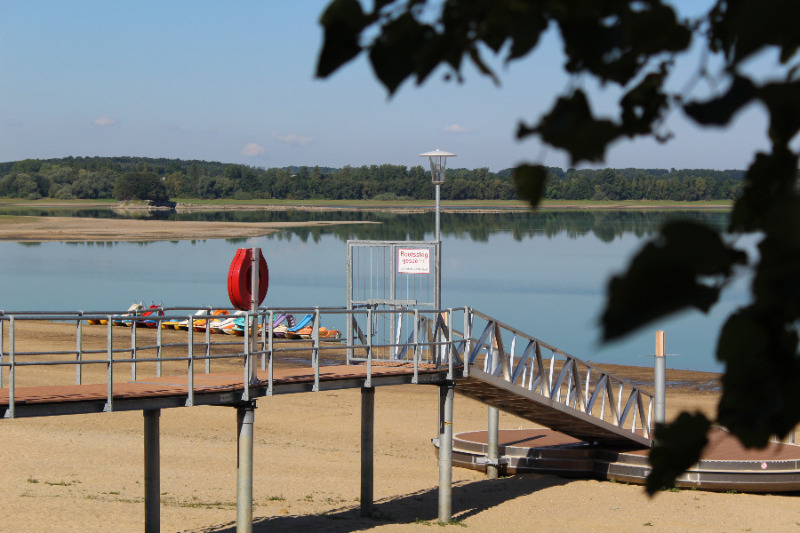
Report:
0,197,734,212
0,198,732,242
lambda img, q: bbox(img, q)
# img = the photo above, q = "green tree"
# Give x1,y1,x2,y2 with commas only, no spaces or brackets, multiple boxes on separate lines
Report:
317,0,800,492
113,172,169,202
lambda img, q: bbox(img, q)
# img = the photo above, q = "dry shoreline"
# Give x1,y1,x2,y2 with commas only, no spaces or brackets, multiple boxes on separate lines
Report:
0,199,730,242
0,216,376,242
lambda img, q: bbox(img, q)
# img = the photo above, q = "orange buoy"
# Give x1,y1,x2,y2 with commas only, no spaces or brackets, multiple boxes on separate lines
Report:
227,248,268,311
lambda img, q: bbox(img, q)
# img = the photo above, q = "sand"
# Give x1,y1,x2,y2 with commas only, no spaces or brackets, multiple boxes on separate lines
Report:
1,208,797,532
1,323,798,533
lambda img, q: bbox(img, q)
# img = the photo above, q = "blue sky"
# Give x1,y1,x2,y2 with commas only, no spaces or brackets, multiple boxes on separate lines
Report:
0,1,777,171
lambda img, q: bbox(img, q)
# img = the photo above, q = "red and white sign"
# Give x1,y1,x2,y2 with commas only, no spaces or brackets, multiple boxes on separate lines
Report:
398,248,430,274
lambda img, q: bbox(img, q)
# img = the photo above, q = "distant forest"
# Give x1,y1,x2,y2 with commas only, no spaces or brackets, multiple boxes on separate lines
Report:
0,156,748,202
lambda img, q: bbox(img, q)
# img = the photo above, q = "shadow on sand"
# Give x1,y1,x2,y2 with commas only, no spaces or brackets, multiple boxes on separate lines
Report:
195,474,570,532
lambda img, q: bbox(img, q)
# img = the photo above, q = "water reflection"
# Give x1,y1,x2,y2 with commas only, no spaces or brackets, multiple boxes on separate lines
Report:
0,206,728,244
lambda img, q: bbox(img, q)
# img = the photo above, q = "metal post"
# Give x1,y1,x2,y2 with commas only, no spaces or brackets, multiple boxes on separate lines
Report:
655,330,666,425
438,381,455,524
360,386,374,517
249,248,260,384
236,403,256,533
435,183,441,243
144,409,161,533
487,406,499,479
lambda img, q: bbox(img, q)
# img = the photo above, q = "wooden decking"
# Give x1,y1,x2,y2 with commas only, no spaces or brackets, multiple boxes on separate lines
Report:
0,362,451,418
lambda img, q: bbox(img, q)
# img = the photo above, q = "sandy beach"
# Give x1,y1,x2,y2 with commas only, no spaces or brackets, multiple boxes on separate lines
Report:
1,206,797,532
1,323,797,533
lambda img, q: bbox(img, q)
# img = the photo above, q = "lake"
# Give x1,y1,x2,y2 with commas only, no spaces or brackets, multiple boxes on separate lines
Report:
0,208,745,372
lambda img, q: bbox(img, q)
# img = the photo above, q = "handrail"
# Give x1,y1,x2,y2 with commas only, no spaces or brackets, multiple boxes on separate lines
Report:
464,307,655,439
0,306,669,444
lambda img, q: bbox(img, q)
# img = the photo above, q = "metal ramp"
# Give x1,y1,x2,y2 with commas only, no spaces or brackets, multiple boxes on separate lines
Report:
344,307,654,448
456,370,651,447
455,309,653,448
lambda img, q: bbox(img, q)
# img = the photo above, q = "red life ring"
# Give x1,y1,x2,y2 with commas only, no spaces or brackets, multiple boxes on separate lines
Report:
227,248,269,311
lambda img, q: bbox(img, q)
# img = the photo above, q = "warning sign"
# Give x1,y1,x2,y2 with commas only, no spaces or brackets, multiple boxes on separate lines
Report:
398,248,430,274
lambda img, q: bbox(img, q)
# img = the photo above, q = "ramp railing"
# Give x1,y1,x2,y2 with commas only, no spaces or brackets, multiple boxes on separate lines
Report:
463,308,654,439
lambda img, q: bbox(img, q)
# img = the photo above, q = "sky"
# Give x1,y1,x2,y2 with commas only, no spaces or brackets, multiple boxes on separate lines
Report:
0,1,782,172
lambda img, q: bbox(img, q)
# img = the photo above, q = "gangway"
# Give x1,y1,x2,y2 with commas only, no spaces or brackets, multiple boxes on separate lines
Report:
454,309,653,448
0,306,653,444
0,305,655,531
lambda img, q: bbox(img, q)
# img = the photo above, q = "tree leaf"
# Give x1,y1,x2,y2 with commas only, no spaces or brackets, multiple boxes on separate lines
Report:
520,90,621,165
646,413,711,495
683,75,756,126
316,0,369,79
368,13,429,94
602,220,747,341
716,308,800,447
513,164,548,208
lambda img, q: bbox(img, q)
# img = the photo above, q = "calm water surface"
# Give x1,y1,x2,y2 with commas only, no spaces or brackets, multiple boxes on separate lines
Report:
0,209,745,372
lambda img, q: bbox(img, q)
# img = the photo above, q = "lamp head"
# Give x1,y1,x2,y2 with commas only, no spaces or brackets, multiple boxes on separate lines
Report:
419,149,456,185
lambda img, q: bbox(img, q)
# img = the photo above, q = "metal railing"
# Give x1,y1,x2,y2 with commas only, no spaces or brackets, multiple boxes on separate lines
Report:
6,306,765,446
462,308,656,438
0,306,463,417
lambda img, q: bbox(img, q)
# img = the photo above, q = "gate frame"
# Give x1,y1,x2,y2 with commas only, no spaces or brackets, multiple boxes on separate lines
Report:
346,240,440,363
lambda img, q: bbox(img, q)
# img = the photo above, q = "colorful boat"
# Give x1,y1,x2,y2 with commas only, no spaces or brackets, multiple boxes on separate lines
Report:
110,303,145,327
193,309,229,332
141,304,164,328
224,313,291,336
210,311,248,334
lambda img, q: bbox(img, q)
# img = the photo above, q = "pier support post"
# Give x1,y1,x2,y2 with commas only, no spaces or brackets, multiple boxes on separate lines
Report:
144,409,161,533
438,380,455,524
655,331,666,425
487,406,499,479
237,402,256,533
361,386,374,517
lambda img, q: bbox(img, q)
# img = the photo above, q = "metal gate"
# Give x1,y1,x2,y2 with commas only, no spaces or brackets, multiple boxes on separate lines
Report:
346,240,440,361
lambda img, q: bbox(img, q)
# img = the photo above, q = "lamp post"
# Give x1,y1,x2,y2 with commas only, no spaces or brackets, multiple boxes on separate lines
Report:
420,148,456,524
420,149,456,243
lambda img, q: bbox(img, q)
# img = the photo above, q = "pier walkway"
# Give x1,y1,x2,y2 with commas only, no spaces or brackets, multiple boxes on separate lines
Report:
0,306,656,530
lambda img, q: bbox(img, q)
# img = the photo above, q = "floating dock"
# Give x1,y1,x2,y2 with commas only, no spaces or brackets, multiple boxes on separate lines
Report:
436,427,800,492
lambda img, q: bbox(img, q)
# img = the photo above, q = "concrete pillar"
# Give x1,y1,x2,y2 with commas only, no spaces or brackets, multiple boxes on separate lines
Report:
438,381,455,523
237,403,256,533
144,409,161,533
361,387,375,517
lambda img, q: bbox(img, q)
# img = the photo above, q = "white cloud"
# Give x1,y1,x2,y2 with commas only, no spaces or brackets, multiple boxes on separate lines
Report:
241,143,266,156
93,116,117,127
444,124,470,133
271,130,312,146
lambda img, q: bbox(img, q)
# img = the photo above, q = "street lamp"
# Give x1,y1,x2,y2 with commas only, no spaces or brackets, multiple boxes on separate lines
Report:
420,149,455,312
419,149,456,242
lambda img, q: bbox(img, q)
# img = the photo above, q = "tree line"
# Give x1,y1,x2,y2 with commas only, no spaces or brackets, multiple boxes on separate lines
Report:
0,156,746,202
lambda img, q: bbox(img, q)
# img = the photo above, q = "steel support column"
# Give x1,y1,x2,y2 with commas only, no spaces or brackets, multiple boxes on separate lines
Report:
360,386,375,517
237,402,256,533
438,381,455,523
144,409,161,533
487,406,499,479
655,331,666,425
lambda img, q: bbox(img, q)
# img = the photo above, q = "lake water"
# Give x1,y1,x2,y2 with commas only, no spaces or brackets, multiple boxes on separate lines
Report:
0,209,746,372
